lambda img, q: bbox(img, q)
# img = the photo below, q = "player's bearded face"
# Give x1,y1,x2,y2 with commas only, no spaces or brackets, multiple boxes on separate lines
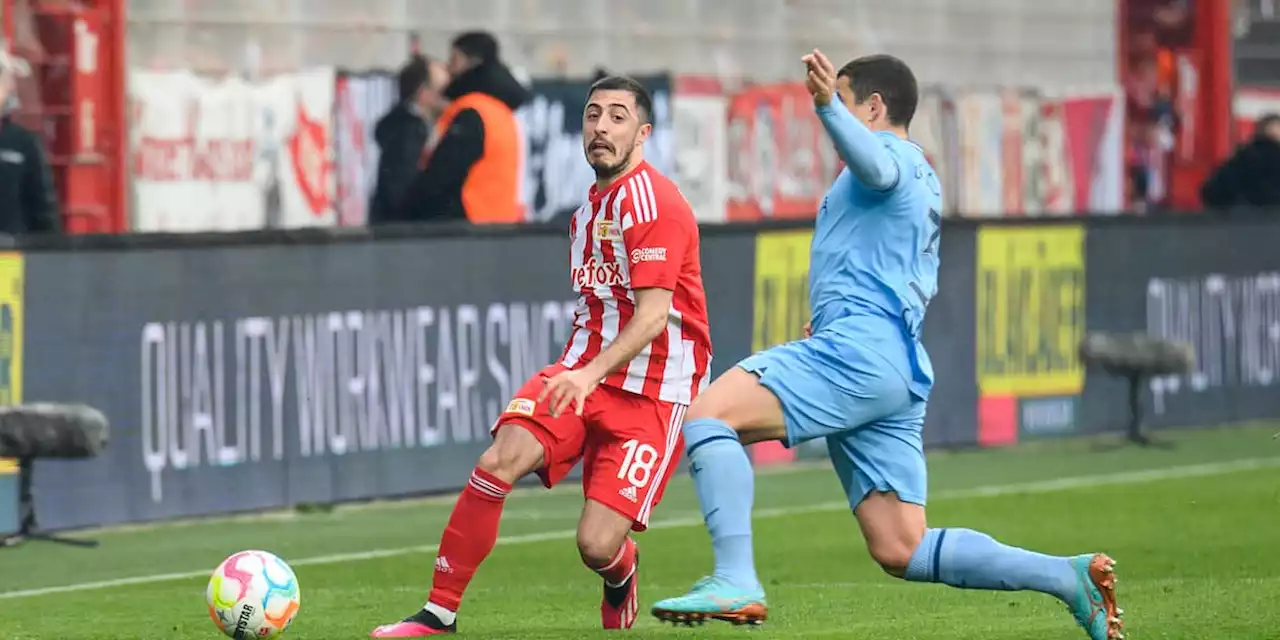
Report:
583,92,650,179
586,132,638,178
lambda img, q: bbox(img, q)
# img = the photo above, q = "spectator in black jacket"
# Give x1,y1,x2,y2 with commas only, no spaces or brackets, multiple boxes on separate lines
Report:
0,51,59,234
369,55,449,225
1201,114,1280,210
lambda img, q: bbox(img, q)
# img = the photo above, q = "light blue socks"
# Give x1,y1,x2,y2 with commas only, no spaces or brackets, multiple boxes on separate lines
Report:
683,417,761,591
905,528,1078,601
684,418,1078,602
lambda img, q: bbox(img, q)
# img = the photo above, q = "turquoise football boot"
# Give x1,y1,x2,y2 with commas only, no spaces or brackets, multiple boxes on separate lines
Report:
1066,554,1125,640
651,576,768,626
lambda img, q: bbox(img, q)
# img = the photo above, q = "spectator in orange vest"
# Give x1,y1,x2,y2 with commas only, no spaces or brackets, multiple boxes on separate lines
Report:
402,32,530,224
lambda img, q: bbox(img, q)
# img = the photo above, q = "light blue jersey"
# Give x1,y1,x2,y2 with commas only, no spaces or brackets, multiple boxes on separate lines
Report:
666,79,1120,640
810,130,942,401
737,97,942,508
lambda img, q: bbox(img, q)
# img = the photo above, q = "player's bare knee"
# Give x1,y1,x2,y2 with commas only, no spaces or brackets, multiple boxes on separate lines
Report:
475,424,545,484
684,368,786,445
856,494,927,578
684,396,727,423
576,501,633,567
865,525,926,578
684,367,752,422
474,446,521,484
575,522,629,568
867,541,915,578
576,529,625,568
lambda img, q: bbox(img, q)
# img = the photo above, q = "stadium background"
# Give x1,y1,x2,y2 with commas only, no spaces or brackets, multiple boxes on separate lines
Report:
0,0,1274,535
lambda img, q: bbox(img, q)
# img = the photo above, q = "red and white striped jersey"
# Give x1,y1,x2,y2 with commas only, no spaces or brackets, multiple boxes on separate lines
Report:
559,161,712,405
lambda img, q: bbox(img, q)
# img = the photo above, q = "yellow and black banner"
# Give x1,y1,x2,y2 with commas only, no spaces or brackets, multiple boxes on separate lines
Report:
975,226,1084,443
752,230,811,353
0,252,22,476
750,230,812,465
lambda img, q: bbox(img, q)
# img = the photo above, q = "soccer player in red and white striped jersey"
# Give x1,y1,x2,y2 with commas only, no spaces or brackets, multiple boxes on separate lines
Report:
371,75,711,638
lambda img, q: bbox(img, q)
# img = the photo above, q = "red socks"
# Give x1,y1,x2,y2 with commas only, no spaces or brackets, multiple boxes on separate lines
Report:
425,467,638,615
591,536,637,586
427,468,512,612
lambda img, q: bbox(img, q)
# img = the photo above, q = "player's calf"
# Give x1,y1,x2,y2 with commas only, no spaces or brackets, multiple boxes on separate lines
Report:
869,510,1125,639
578,500,641,629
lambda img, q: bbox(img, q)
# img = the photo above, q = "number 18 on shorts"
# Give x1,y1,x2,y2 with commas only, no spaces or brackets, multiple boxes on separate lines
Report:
495,365,688,531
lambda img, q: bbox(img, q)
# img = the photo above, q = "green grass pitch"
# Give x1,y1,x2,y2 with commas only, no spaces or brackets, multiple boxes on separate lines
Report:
0,425,1276,639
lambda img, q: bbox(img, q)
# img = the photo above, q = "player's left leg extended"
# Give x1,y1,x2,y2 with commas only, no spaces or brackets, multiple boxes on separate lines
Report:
652,335,897,626
832,416,1124,640
580,386,687,629
648,365,784,626
371,366,588,638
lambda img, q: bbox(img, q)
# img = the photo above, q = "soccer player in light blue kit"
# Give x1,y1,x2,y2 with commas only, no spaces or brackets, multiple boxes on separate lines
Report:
650,51,1124,640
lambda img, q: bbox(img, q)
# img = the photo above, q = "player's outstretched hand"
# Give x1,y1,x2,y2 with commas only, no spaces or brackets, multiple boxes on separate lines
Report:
539,369,600,417
802,48,836,107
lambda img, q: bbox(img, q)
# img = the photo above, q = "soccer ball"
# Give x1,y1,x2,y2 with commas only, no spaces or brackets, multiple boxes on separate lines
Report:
206,550,301,639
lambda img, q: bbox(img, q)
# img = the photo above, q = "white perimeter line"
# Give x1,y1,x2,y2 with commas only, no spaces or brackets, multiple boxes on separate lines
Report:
2,456,1276,600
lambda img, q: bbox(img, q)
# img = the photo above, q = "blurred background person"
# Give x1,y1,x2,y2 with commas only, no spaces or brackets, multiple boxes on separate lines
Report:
1120,0,1193,213
369,54,450,225
1200,113,1280,210
0,49,58,235
401,31,530,224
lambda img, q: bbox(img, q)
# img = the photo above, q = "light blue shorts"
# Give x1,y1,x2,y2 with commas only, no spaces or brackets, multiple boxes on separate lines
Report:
738,328,927,508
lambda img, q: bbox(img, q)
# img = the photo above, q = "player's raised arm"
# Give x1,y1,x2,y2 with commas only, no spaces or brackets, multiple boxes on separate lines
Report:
804,49,900,191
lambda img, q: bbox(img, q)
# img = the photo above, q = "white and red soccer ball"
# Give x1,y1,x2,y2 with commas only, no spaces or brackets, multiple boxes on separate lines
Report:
206,550,301,638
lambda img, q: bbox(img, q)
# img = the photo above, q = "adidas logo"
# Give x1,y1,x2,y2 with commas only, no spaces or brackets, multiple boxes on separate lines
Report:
435,556,453,574
618,485,638,503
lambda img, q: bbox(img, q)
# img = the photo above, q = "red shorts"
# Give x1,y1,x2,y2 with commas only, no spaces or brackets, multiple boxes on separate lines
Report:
494,365,687,532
